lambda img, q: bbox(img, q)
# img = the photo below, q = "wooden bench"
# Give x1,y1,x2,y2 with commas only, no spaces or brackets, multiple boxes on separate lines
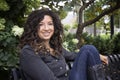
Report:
10,54,120,80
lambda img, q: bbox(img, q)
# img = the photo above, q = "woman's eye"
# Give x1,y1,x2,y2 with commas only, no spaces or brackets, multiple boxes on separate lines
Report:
49,23,53,25
39,24,43,26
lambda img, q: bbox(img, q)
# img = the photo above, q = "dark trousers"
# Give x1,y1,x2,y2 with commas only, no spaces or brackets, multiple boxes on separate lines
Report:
69,45,102,80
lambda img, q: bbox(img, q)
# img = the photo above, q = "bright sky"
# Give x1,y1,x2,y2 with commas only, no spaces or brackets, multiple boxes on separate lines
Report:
62,11,77,26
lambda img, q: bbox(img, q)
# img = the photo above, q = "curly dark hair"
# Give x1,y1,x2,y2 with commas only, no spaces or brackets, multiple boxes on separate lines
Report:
19,8,63,55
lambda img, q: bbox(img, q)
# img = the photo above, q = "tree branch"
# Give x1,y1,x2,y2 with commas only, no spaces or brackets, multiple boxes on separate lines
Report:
82,3,120,27
78,0,94,24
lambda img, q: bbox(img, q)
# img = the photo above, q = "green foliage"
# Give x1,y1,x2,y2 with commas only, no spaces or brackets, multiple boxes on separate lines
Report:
0,0,41,27
0,0,25,27
80,32,120,54
0,18,6,30
59,10,67,19
63,30,120,55
63,33,78,52
84,0,120,26
111,32,120,54
0,18,19,70
40,0,70,19
23,0,41,14
0,31,19,70
0,0,41,71
63,25,78,52
91,36,112,54
0,0,9,11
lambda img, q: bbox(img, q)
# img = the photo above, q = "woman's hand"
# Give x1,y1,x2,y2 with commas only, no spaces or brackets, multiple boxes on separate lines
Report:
100,54,108,65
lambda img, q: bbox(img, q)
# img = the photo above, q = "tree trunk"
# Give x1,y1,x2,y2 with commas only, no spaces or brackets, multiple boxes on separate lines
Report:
75,0,120,48
76,24,84,48
94,23,96,36
110,14,114,38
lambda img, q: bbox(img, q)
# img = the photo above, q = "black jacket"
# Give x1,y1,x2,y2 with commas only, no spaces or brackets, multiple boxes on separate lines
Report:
20,45,76,80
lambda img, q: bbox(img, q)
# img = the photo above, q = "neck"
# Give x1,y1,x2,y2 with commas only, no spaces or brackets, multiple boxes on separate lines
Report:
43,40,55,55
44,40,50,49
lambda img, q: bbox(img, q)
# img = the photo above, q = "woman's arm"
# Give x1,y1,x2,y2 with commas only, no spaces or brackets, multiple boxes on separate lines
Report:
62,48,77,61
20,46,59,80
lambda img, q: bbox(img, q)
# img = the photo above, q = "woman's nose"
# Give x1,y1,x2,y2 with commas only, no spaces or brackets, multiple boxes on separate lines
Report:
44,24,49,30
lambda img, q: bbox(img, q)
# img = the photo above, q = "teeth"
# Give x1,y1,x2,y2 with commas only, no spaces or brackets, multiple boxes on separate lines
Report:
43,32,50,36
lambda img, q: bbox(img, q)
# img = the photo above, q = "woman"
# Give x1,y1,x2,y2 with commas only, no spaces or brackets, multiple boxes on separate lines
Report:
19,8,108,80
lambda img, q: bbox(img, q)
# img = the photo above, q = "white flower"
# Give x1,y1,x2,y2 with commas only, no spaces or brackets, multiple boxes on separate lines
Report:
72,38,79,44
63,41,68,47
12,25,24,37
64,30,69,36
63,41,70,51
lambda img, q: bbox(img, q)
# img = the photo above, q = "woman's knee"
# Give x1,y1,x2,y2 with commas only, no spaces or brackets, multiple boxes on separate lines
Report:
79,45,99,56
80,45,97,51
83,44,96,49
80,45,101,65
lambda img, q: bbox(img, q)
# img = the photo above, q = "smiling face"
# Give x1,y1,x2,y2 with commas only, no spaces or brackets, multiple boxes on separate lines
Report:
38,15,54,42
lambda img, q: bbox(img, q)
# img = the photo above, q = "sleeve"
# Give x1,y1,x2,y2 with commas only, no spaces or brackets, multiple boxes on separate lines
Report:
62,48,77,61
20,46,59,80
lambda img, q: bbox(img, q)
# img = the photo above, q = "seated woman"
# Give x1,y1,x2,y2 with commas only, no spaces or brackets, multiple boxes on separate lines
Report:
19,8,108,80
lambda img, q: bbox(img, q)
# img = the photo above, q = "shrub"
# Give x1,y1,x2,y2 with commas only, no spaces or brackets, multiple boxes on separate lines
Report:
111,32,120,54
0,18,23,70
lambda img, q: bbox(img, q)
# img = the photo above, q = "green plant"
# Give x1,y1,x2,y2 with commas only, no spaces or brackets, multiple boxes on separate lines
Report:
0,18,22,70
112,32,120,54
0,31,19,68
63,33,78,52
63,25,78,52
79,33,113,55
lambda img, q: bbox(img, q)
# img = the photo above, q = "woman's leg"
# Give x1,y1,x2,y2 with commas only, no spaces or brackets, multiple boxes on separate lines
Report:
69,45,105,80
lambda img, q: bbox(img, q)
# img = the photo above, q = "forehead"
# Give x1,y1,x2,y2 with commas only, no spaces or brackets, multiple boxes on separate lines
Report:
43,15,52,20
40,15,53,23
